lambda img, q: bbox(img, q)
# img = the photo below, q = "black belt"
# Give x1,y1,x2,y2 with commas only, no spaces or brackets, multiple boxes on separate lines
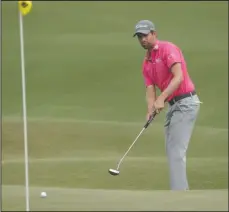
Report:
168,91,196,106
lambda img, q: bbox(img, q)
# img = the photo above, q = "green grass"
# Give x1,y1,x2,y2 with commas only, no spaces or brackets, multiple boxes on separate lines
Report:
2,119,228,190
2,185,228,211
2,1,228,211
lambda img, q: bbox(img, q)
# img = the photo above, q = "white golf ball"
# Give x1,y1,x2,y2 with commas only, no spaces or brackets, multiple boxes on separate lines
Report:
40,191,47,198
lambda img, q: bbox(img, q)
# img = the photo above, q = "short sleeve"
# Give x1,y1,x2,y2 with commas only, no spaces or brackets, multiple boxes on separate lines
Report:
142,61,154,87
164,44,182,70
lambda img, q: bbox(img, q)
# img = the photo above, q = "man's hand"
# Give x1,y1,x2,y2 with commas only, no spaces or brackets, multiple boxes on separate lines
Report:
146,111,153,121
153,95,166,113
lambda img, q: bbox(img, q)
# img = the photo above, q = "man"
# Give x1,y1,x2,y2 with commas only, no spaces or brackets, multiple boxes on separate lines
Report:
133,20,202,190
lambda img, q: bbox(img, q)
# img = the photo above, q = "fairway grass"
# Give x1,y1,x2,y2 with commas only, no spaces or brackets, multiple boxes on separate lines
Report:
2,118,227,211
2,185,228,211
2,118,228,192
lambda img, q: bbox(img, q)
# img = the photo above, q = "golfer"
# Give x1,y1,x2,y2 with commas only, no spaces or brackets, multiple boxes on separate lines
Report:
133,20,202,190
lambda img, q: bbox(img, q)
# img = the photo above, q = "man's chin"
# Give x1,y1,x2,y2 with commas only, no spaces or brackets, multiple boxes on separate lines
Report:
141,44,149,49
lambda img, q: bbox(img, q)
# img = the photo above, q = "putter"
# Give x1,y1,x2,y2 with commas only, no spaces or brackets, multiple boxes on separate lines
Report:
108,111,157,176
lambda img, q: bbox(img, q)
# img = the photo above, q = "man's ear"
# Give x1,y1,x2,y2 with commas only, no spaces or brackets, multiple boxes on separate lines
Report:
151,31,157,37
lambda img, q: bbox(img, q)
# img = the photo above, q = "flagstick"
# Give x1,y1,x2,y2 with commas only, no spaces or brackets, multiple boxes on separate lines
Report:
18,10,30,212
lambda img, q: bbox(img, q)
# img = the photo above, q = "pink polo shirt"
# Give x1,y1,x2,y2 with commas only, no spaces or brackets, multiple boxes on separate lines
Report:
142,40,195,101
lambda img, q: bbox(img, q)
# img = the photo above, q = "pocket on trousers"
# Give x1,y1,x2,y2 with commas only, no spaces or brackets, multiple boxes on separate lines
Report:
176,99,200,113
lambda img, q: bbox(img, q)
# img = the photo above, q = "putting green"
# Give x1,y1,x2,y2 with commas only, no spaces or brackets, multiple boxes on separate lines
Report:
2,185,228,211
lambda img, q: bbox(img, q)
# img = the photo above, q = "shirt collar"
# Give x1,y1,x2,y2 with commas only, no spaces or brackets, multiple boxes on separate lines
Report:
152,40,159,51
153,44,159,50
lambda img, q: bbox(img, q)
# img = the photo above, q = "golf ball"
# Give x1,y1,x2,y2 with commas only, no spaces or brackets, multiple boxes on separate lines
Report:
40,191,47,198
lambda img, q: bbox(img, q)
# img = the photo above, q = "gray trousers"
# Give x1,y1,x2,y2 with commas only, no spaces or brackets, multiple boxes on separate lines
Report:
165,94,201,190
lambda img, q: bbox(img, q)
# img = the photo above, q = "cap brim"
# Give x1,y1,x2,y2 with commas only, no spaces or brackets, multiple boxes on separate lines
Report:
133,29,151,37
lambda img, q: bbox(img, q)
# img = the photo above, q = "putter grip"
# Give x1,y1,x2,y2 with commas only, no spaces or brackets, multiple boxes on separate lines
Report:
144,111,157,129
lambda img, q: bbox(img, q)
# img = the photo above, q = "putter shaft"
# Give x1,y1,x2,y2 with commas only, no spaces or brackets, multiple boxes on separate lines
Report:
116,127,145,170
116,112,157,170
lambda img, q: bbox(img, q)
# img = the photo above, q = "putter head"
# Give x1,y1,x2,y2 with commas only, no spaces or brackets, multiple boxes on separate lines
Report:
108,168,120,176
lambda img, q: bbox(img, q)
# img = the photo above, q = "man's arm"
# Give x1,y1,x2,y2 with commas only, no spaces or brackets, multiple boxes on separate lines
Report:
142,61,156,113
146,85,157,114
159,63,183,100
157,44,184,101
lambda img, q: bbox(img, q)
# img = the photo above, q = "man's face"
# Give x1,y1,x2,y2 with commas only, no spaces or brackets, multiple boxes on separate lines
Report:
137,31,156,50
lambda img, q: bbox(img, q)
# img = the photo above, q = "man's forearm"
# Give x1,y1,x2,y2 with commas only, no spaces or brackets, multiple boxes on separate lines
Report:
160,76,183,100
147,98,155,112
146,85,156,112
159,63,184,101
